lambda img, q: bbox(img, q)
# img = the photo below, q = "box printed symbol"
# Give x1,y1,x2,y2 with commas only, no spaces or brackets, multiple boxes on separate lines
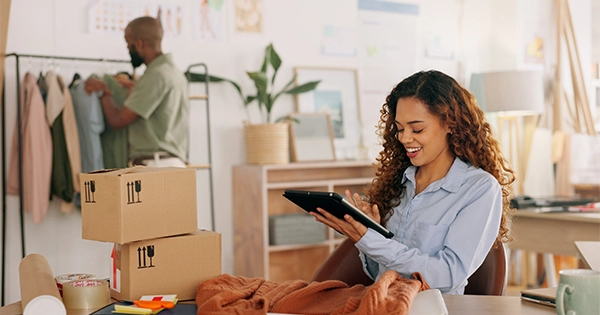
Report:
127,180,142,204
137,245,155,269
83,180,96,203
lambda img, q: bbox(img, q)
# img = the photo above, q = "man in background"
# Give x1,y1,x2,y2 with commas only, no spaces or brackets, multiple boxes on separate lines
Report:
85,16,189,167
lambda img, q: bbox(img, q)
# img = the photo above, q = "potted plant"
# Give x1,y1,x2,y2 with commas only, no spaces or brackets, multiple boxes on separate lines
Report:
186,43,320,164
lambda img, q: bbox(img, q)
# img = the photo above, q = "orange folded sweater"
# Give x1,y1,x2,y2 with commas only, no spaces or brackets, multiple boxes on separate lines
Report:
196,270,430,315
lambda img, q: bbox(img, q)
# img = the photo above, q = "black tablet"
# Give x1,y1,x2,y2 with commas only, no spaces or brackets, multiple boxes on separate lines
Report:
282,189,394,238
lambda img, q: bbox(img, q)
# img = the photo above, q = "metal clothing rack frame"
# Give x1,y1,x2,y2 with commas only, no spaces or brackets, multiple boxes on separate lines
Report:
184,63,215,234
1,53,131,306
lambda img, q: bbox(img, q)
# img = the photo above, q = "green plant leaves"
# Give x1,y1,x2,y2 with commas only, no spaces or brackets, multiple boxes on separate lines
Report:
185,71,246,105
268,44,282,85
287,80,321,94
186,43,320,123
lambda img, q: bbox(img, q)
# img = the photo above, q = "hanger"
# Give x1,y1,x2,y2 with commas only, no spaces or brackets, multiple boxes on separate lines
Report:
26,59,32,74
69,73,81,89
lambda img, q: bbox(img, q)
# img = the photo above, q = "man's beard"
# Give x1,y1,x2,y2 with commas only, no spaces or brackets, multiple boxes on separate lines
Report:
129,47,144,69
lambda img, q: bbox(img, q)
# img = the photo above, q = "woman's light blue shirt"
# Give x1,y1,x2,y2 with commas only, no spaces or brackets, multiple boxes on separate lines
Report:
355,157,502,294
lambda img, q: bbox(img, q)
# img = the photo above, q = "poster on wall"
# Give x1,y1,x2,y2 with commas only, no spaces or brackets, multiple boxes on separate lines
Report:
517,0,550,69
88,0,185,38
88,0,138,35
156,4,185,38
192,0,226,41
294,67,362,160
321,25,358,57
521,19,546,66
235,0,263,33
357,0,419,159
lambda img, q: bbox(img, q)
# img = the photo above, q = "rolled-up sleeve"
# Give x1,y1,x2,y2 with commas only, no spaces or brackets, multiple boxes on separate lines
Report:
354,159,502,294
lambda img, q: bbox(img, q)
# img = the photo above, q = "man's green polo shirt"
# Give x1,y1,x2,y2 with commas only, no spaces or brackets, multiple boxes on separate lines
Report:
124,53,189,161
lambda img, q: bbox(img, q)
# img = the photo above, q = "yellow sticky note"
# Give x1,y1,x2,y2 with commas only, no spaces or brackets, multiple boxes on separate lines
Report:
112,304,152,315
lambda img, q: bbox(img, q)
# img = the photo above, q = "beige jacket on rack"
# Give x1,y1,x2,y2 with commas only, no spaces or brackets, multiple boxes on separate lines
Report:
6,72,53,224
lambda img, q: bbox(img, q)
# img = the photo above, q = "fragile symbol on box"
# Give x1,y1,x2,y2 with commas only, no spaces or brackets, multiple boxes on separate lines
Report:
83,180,97,203
137,245,155,269
127,180,142,204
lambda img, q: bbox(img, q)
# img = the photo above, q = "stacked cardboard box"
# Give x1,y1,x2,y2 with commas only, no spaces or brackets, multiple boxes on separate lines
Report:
80,167,221,301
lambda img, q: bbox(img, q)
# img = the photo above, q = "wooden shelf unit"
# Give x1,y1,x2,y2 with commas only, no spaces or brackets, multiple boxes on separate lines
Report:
233,161,375,283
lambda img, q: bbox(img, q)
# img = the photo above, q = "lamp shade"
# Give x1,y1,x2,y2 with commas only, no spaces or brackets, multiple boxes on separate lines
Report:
469,70,545,116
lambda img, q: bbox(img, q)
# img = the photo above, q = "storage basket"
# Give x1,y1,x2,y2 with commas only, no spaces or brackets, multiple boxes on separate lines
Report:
244,122,289,164
268,213,326,245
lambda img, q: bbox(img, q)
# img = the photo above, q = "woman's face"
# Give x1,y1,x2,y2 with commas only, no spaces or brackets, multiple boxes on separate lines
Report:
394,97,453,168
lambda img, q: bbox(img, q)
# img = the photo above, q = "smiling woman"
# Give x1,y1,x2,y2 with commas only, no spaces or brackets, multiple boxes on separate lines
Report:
311,70,516,295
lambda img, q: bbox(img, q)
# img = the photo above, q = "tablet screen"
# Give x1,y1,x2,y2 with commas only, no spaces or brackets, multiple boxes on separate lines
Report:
282,190,394,238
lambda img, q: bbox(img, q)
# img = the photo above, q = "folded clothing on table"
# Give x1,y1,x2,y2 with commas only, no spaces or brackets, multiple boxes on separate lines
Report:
196,270,430,315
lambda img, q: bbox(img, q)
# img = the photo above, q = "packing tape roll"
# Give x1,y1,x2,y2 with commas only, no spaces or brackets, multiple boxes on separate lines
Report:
55,273,96,297
62,279,110,309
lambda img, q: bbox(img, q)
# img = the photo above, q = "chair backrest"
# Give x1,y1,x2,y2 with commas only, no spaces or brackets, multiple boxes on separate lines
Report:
463,240,507,295
311,237,374,286
311,238,507,295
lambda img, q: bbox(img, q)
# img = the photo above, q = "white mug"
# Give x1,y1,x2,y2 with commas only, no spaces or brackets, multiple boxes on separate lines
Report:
556,269,600,315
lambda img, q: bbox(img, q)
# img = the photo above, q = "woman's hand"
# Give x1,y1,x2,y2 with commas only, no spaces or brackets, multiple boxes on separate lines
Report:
344,190,381,224
309,190,381,243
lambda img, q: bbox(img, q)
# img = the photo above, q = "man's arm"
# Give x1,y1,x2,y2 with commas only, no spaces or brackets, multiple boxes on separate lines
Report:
99,91,138,130
85,78,138,130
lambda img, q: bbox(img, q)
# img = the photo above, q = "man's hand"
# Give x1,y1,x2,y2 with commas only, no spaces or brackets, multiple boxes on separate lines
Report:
114,73,136,94
84,78,109,96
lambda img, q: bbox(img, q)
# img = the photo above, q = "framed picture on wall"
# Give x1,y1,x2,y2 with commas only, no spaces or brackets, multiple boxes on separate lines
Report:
293,67,362,160
289,113,336,162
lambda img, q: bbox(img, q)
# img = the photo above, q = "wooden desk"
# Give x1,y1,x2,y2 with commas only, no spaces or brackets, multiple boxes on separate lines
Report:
443,295,554,314
575,241,600,271
1,295,555,315
510,210,600,256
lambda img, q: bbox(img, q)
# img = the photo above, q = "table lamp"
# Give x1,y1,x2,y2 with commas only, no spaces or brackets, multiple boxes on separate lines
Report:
469,70,545,193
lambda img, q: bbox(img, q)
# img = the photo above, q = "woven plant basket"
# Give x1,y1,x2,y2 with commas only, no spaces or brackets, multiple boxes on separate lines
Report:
244,122,290,164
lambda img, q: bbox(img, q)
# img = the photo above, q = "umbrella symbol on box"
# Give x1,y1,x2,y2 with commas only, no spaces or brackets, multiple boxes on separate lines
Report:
137,245,155,269
84,180,96,203
127,180,142,204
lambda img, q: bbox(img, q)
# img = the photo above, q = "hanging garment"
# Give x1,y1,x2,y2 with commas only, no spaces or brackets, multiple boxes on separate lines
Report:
70,75,105,173
37,71,48,102
45,70,63,126
58,75,82,195
100,73,130,169
46,71,81,213
6,72,53,224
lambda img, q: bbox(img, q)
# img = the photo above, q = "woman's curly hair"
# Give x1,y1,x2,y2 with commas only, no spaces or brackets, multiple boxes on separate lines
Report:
365,70,516,243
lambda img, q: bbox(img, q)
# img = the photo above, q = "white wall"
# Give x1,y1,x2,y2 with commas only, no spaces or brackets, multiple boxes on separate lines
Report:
0,0,592,304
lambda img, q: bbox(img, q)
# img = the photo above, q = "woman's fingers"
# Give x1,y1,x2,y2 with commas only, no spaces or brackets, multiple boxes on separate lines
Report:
343,214,367,241
344,190,355,206
312,208,367,242
371,204,381,223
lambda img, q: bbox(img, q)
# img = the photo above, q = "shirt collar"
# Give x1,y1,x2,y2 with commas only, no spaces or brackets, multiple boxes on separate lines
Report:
401,157,469,193
146,53,171,70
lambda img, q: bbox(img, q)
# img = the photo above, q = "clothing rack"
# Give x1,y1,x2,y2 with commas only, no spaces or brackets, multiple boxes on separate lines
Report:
185,63,215,233
1,53,131,306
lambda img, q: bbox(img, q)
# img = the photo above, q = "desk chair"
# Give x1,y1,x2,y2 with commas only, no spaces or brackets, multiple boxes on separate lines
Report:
311,238,507,295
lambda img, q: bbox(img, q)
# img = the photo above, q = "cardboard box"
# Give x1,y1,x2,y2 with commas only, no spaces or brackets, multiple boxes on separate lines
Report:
80,167,198,244
110,230,221,301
